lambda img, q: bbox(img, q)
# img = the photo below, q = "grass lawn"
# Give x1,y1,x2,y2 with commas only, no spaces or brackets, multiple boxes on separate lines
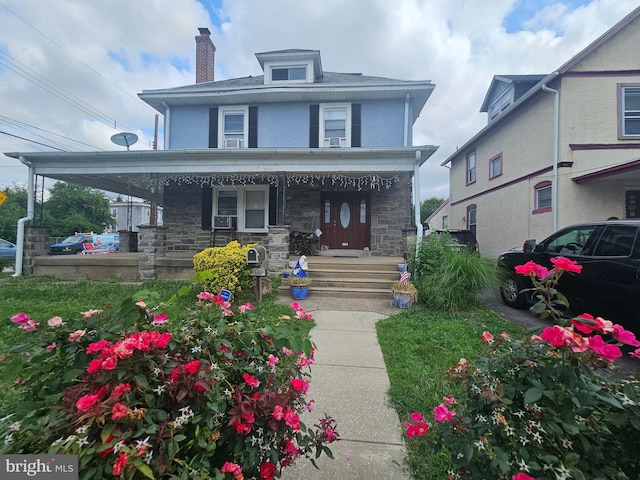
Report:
377,305,526,480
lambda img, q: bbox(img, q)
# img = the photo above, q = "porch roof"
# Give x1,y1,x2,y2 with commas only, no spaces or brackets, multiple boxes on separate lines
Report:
6,146,437,199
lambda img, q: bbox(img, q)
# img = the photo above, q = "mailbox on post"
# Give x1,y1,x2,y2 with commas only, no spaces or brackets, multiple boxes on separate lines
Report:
246,246,267,266
246,246,268,302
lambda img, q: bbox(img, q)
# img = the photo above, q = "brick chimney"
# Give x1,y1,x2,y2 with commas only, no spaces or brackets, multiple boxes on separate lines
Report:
195,27,215,83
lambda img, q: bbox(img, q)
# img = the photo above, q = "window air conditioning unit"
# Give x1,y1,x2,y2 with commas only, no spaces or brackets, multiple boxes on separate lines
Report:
213,215,233,229
224,138,240,148
328,137,341,147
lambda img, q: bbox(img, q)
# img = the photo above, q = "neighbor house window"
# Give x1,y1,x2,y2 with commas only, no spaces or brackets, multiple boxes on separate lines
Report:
534,181,552,213
466,151,476,185
442,215,448,229
619,84,640,138
489,153,502,179
466,205,477,236
219,106,248,148
213,186,268,232
320,104,351,147
272,66,307,81
111,209,117,217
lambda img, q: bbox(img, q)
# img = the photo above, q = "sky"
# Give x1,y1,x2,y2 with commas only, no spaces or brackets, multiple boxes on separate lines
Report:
0,0,638,202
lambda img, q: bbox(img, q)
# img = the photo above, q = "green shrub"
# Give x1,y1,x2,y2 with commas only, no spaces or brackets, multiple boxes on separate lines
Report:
414,238,497,310
193,241,256,298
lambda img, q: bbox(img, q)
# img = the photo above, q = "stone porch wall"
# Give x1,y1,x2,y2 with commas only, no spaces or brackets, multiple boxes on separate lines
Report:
23,225,52,274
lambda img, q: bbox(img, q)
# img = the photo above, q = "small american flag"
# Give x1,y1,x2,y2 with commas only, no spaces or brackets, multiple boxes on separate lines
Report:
399,270,410,286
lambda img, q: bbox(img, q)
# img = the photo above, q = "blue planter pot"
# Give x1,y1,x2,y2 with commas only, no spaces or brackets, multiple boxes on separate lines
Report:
291,285,309,299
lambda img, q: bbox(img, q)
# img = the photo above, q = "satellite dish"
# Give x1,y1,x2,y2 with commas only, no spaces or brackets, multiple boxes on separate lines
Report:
111,132,138,150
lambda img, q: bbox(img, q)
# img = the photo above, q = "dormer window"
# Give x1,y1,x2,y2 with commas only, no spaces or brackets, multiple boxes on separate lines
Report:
272,66,307,81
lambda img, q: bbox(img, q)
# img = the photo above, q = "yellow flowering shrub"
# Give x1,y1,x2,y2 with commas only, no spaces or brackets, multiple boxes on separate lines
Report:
193,241,257,297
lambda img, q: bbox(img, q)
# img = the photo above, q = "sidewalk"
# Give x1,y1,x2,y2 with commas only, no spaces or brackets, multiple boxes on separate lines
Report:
277,296,410,480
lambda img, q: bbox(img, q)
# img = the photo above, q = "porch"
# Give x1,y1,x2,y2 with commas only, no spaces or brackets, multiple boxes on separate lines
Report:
29,252,405,300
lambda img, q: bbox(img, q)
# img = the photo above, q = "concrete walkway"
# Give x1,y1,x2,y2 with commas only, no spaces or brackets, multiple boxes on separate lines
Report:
277,296,410,480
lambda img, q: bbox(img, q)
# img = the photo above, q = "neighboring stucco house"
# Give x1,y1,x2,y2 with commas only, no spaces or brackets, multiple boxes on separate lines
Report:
8,29,437,277
435,6,640,258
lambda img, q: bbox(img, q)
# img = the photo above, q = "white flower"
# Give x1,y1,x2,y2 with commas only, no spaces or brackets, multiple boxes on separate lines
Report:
112,440,126,453
179,406,193,417
561,438,574,450
76,436,89,447
519,435,530,446
554,463,572,480
191,345,202,353
8,421,22,432
517,458,531,472
135,436,151,449
153,385,166,395
153,367,162,376
144,449,154,464
4,433,13,444
75,425,89,435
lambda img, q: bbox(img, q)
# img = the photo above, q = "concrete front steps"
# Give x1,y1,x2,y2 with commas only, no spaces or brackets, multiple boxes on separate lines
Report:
280,253,404,300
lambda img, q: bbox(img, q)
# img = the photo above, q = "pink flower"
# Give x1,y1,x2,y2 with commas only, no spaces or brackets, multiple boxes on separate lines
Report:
514,261,542,276
243,373,260,388
481,331,494,344
306,399,315,412
571,313,603,334
406,422,429,437
612,324,640,347
267,354,279,366
513,473,536,480
80,309,101,320
221,462,243,477
152,313,168,324
47,316,64,327
20,320,39,331
291,378,309,393
238,303,254,312
86,340,112,354
69,329,86,342
101,356,117,371
184,360,201,374
76,393,100,412
112,383,131,399
443,396,456,405
630,348,640,359
46,342,57,350
111,402,127,420
290,301,301,310
540,325,567,347
433,404,454,422
589,335,623,362
535,265,550,279
550,256,582,273
272,405,284,421
112,452,129,476
11,313,30,324
197,291,216,301
410,412,425,422
284,409,301,430
87,359,103,373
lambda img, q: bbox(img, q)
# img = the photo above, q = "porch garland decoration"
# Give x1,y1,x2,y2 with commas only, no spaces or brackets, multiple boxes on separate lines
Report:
128,173,400,192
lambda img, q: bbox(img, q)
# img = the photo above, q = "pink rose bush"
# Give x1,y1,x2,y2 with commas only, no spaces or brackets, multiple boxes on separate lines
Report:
0,288,338,479
403,258,640,479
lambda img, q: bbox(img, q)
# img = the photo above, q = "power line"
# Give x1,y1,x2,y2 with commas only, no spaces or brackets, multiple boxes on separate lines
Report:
0,115,102,150
0,130,66,151
0,2,156,145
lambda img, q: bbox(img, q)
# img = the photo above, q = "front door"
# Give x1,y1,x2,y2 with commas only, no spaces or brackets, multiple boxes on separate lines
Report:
320,192,371,250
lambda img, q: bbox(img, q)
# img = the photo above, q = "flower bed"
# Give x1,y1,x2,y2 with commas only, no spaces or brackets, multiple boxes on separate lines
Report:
0,289,338,479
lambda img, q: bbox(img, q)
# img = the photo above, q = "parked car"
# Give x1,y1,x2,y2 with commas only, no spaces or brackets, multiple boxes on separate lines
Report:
498,219,640,332
424,229,479,253
49,233,94,255
0,238,17,261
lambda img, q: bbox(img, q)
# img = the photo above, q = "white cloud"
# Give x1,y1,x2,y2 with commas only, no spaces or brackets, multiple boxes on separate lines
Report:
0,0,638,203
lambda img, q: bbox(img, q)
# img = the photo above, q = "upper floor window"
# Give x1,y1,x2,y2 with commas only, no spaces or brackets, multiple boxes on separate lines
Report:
219,106,248,148
442,215,448,229
488,91,512,121
489,153,502,179
272,66,307,81
320,104,351,147
534,181,552,213
619,84,640,138
466,151,476,185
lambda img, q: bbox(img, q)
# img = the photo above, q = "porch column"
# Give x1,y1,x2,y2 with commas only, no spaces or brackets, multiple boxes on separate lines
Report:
22,225,51,275
138,225,166,280
267,225,290,276
118,230,139,252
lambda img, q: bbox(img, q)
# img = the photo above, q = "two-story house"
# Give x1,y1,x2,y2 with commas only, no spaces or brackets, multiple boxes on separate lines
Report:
106,200,163,233
432,6,640,258
8,28,437,278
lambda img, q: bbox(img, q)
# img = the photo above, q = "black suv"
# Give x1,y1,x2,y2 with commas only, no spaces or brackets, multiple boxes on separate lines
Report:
424,229,479,253
498,220,640,332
